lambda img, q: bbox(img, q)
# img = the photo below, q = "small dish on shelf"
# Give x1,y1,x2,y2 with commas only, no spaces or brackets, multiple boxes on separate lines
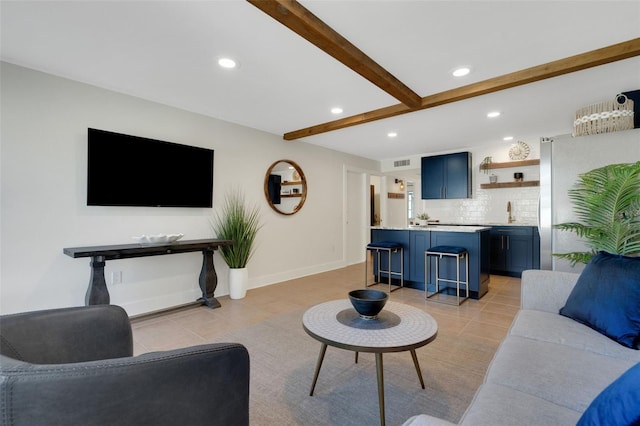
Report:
132,233,184,245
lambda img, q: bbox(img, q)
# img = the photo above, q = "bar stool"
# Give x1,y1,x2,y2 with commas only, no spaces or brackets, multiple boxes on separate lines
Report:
424,245,469,305
365,241,404,293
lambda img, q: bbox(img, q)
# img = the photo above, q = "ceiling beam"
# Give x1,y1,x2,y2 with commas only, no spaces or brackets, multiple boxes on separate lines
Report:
284,38,640,140
247,0,422,108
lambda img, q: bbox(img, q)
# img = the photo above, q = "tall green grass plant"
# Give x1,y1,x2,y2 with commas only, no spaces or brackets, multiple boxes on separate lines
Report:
211,189,262,268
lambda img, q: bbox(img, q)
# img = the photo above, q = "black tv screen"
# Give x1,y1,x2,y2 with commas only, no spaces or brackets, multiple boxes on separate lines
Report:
87,128,214,207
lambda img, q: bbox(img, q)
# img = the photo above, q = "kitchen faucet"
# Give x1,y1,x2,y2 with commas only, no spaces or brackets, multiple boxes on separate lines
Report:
507,201,514,223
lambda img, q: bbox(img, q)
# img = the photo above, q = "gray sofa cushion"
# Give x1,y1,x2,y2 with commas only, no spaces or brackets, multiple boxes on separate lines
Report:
484,336,637,412
576,362,640,426
510,310,640,362
461,383,581,426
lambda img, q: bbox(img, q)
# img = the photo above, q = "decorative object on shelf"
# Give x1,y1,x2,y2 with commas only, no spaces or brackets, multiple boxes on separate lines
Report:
514,172,524,182
211,189,263,299
132,233,184,245
482,159,542,188
489,175,498,184
348,289,388,320
509,141,530,160
573,93,634,137
553,161,640,265
480,156,492,174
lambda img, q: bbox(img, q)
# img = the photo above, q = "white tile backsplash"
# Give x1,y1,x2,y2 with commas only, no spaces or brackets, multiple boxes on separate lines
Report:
410,141,541,226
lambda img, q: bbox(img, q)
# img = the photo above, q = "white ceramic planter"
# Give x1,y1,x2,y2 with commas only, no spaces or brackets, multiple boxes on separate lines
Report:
229,268,248,299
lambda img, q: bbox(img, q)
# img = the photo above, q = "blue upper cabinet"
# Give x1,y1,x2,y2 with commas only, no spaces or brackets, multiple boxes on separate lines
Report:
421,152,471,199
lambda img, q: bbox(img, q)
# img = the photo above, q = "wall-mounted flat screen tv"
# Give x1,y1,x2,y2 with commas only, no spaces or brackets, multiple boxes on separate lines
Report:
87,128,214,208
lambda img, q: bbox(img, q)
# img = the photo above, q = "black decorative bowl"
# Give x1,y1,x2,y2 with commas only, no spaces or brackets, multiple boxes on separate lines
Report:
348,289,388,320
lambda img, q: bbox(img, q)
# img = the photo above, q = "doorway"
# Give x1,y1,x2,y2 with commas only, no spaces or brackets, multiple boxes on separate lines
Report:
345,169,367,265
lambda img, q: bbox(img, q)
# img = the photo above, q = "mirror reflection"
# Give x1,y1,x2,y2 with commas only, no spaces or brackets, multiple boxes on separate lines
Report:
264,160,307,215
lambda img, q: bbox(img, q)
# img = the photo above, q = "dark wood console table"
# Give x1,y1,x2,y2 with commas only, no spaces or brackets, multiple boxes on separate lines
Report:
63,239,233,308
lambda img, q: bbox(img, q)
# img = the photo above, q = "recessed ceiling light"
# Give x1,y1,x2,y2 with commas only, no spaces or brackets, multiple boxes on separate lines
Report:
503,136,514,141
387,132,398,138
452,67,471,77
487,111,501,118
217,57,237,69
331,107,343,114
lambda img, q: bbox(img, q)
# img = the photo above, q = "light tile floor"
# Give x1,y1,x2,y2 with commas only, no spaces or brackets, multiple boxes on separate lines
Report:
131,263,521,355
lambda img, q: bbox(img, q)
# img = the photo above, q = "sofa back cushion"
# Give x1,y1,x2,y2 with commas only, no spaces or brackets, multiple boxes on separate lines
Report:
577,362,640,426
559,251,640,350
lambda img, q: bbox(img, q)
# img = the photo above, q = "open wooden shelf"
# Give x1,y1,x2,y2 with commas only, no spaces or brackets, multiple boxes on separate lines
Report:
480,180,540,189
281,181,303,186
281,193,302,198
480,159,540,170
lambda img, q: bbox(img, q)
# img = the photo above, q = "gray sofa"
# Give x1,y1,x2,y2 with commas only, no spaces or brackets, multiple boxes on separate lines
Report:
0,305,250,426
405,269,640,426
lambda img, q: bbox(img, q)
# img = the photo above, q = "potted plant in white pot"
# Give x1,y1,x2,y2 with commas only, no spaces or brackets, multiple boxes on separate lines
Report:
415,213,430,226
211,189,262,299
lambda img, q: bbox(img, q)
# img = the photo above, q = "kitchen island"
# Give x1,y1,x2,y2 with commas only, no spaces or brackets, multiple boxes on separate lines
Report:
370,226,490,299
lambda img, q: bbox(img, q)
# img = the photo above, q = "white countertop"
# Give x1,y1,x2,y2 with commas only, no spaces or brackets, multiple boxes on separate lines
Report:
438,222,537,227
371,225,490,233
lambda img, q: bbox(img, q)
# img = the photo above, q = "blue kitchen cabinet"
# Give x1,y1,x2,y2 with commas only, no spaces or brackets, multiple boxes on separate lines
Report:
428,230,490,299
489,226,540,277
371,228,490,299
409,230,430,283
421,152,471,199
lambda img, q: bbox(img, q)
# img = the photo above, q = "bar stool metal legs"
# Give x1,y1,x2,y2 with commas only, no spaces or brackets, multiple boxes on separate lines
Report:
425,245,469,305
365,242,403,293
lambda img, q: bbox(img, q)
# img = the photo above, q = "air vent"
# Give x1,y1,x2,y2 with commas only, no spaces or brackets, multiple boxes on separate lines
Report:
394,159,411,167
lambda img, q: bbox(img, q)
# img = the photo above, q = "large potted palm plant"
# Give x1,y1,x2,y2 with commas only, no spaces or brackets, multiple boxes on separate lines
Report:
554,161,640,265
211,189,262,299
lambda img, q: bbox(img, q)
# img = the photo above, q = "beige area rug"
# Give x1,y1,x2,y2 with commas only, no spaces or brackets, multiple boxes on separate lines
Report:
219,308,499,426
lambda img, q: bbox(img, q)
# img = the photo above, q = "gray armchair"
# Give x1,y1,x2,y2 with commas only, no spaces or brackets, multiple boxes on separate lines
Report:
0,305,249,426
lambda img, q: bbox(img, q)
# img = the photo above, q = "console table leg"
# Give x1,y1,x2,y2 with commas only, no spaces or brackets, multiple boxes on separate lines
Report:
198,249,221,309
85,256,110,305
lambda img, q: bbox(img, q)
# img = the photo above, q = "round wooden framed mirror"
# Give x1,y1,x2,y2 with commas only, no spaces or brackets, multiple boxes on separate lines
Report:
264,160,307,215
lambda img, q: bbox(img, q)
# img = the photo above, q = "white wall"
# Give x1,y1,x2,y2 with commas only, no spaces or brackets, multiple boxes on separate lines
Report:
0,62,379,315
384,176,407,228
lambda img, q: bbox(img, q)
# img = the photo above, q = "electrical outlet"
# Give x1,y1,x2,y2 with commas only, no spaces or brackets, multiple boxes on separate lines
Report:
111,271,122,285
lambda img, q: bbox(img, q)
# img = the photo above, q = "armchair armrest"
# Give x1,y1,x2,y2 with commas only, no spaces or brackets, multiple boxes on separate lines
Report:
1,343,250,426
0,305,132,364
521,269,580,313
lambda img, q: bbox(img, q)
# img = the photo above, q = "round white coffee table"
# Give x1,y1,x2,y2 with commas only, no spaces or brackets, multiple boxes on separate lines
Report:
302,299,438,426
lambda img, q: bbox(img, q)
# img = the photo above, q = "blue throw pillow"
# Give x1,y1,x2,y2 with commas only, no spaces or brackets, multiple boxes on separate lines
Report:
559,251,640,349
577,362,640,426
